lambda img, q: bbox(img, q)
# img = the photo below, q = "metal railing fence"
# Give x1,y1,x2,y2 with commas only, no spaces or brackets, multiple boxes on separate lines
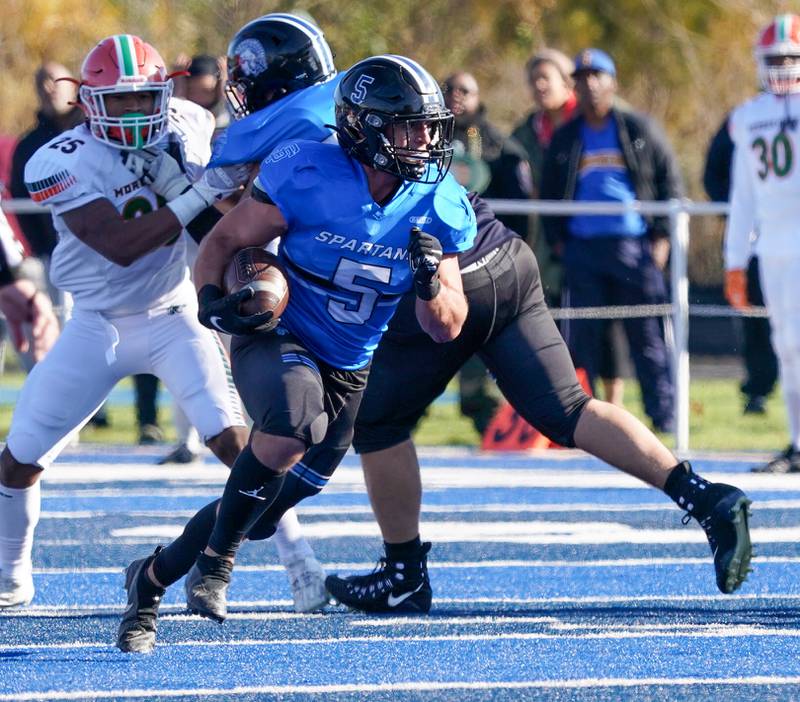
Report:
1,196,757,452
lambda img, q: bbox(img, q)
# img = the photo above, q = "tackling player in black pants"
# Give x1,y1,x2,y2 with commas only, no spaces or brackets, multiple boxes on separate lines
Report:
324,193,753,613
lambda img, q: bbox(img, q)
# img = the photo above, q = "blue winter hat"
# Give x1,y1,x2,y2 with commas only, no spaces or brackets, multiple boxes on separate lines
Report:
572,48,616,77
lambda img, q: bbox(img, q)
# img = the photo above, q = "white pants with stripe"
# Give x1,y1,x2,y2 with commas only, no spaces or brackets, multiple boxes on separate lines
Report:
7,283,244,469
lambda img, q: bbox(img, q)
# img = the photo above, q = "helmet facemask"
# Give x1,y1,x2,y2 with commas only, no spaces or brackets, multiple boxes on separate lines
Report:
757,51,800,95
755,16,800,95
79,35,173,150
339,107,454,184
80,82,172,149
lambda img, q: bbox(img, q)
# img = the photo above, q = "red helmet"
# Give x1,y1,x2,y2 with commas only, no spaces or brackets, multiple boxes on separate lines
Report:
79,35,173,149
755,14,800,94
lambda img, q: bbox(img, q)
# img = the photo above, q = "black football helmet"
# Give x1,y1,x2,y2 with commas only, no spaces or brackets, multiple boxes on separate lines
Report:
225,13,336,118
335,55,454,184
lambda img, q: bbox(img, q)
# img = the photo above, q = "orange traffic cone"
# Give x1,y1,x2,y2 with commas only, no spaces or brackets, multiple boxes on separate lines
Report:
480,368,592,451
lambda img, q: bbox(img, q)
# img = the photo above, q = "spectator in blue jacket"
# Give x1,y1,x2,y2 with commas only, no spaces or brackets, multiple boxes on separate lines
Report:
541,48,684,433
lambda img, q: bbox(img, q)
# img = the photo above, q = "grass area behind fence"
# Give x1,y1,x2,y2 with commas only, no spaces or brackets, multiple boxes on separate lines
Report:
0,371,787,453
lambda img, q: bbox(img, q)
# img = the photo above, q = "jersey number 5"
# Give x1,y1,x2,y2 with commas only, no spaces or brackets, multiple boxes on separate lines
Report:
328,258,391,325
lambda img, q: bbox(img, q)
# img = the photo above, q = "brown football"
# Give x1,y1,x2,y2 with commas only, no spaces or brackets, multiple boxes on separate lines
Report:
223,247,289,320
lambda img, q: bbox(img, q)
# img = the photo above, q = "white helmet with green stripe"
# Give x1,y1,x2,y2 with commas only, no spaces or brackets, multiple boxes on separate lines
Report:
79,34,173,149
755,14,800,95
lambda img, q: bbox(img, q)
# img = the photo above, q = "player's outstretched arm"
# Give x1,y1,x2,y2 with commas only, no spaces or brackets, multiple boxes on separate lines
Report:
60,154,249,267
194,195,287,292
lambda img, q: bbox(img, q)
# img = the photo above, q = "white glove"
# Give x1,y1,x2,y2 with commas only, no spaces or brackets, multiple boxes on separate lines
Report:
166,163,251,227
192,163,252,205
121,148,192,202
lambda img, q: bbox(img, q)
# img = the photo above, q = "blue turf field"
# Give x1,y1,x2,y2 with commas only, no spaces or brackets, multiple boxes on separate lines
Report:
1,447,800,701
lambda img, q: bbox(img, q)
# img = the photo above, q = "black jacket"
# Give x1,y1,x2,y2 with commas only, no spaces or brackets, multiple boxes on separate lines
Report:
702,116,733,203
540,106,684,246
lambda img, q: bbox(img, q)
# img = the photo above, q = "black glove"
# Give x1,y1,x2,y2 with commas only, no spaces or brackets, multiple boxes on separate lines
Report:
408,227,443,301
197,284,274,336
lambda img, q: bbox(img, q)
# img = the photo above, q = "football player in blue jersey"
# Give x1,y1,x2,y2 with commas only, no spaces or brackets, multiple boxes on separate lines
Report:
117,54,475,647
210,12,340,168
115,14,344,652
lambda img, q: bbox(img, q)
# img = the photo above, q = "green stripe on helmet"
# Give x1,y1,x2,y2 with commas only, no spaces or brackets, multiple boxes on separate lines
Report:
115,34,137,77
779,15,790,43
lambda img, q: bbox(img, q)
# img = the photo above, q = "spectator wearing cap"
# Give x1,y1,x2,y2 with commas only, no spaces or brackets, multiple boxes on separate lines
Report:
540,48,684,433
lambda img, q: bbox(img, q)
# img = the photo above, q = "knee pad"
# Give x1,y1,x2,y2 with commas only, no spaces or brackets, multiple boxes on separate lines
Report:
309,412,329,445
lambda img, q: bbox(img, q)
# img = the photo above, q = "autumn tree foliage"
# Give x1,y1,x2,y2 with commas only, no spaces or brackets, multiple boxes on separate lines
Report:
0,0,793,282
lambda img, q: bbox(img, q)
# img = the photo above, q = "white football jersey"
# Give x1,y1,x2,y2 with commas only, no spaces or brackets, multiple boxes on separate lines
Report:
24,98,215,314
725,92,800,269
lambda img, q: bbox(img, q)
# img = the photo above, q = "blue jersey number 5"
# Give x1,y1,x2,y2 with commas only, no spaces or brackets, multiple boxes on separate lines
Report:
328,259,392,324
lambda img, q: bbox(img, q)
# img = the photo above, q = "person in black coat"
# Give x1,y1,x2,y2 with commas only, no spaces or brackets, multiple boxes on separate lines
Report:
541,48,683,433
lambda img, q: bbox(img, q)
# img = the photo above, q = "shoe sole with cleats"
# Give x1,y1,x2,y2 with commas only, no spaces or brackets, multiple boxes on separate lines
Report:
717,495,753,594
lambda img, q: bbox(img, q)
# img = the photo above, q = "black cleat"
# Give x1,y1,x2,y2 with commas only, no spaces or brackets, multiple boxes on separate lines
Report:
116,546,165,654
325,542,432,614
743,395,767,415
689,485,753,594
752,445,800,473
185,553,232,623
157,443,200,465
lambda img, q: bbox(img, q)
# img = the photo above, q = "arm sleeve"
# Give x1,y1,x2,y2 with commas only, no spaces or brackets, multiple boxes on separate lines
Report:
647,117,684,239
724,119,755,271
251,173,291,226
185,206,223,244
432,177,477,253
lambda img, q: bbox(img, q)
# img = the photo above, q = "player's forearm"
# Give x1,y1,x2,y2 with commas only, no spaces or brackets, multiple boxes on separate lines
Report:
194,197,288,291
415,285,467,343
194,225,240,291
111,209,186,266
63,202,184,268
